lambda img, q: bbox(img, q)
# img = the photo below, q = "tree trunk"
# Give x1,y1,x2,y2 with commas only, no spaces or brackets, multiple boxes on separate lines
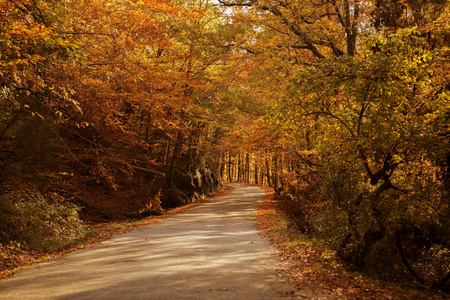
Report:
187,131,200,172
164,137,172,174
187,135,193,172
220,152,226,180
265,156,271,187
228,152,232,181
245,153,250,183
273,154,279,192
396,231,425,285
238,153,242,182
166,130,183,188
444,151,450,204
343,0,359,56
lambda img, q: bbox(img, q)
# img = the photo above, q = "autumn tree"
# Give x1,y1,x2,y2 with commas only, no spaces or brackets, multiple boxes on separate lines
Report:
0,0,87,251
30,0,231,211
218,0,450,290
0,0,233,226
0,0,79,188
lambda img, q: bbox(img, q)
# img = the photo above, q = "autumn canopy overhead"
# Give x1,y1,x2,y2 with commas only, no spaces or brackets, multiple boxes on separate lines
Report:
0,0,449,291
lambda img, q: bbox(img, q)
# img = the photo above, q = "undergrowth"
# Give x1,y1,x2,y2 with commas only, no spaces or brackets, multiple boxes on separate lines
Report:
0,191,86,252
257,186,449,300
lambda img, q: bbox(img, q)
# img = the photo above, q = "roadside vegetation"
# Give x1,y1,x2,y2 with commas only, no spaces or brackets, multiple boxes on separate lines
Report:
0,186,232,278
257,187,449,299
0,0,448,294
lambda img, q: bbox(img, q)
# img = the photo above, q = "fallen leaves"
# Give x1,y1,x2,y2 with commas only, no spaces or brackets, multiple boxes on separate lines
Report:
256,186,448,300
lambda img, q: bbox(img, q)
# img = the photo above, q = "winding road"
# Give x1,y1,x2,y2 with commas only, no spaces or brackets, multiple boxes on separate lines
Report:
0,183,296,299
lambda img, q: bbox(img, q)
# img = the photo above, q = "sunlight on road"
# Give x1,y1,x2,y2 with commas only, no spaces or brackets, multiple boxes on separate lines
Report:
0,184,295,300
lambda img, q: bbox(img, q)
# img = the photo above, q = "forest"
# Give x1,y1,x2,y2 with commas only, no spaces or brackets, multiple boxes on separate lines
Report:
0,0,449,293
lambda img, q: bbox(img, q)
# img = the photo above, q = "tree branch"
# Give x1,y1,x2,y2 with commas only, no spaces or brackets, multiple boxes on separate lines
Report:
217,0,255,6
57,32,117,37
396,231,426,285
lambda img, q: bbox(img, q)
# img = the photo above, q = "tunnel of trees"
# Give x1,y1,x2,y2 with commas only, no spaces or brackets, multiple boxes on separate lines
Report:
0,0,449,291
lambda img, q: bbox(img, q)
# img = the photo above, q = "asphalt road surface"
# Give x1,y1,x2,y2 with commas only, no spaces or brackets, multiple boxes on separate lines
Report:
0,183,296,299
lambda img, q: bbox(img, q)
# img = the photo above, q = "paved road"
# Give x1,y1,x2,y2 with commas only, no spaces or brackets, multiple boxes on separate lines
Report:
0,183,296,299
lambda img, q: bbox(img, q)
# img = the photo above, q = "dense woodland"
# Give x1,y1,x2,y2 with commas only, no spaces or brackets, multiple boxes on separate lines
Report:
0,0,449,292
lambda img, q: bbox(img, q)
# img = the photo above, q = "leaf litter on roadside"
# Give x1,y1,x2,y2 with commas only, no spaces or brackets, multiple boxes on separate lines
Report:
256,186,448,300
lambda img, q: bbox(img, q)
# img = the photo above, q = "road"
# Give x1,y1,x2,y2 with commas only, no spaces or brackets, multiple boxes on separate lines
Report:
0,183,296,299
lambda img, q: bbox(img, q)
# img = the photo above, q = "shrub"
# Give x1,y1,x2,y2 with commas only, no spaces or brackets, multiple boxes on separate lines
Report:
309,162,450,291
0,191,86,252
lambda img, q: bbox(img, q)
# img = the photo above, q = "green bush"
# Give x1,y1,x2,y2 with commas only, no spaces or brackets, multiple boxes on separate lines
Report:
0,191,86,252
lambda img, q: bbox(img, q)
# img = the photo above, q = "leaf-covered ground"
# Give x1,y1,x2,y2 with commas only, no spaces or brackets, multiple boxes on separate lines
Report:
256,186,449,300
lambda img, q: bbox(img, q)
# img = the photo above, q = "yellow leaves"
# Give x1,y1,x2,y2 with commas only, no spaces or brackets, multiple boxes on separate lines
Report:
31,111,44,120
76,121,90,128
5,22,55,44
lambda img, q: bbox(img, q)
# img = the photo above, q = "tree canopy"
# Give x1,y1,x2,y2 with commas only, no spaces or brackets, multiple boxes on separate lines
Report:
0,0,449,292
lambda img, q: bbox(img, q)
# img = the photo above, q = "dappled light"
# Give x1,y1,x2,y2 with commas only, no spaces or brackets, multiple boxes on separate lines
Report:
0,0,449,296
0,184,295,299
